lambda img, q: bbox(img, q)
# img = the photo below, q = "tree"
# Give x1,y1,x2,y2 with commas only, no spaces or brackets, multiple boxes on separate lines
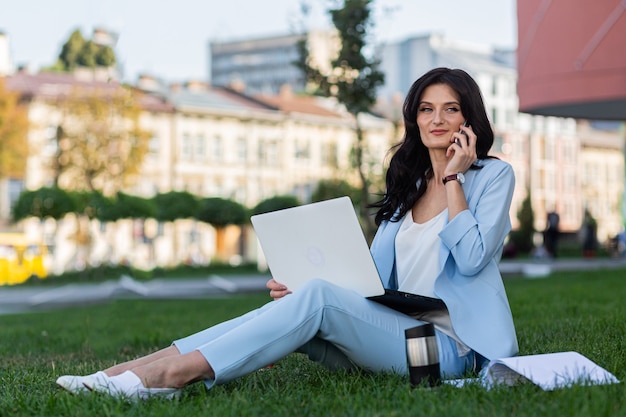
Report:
153,191,201,263
510,190,535,254
311,179,360,205
197,197,248,227
0,78,29,179
71,190,115,221
11,187,76,222
153,191,200,222
296,0,384,240
251,195,300,215
52,86,151,195
57,29,116,71
107,192,156,220
197,197,249,261
94,44,117,67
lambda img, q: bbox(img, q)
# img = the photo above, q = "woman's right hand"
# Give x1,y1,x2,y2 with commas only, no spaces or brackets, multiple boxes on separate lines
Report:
266,278,291,300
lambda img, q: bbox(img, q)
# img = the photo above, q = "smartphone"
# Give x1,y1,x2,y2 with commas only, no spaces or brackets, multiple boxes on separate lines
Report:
454,121,470,146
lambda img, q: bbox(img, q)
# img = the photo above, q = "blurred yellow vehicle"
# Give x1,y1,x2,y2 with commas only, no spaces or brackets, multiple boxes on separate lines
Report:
0,233,48,285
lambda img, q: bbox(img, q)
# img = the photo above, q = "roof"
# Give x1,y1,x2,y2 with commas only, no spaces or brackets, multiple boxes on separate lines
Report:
4,70,343,119
6,70,175,112
254,88,343,118
167,86,277,113
5,70,119,98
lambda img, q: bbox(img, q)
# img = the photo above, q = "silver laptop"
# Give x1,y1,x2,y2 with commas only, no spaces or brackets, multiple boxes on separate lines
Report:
250,196,445,314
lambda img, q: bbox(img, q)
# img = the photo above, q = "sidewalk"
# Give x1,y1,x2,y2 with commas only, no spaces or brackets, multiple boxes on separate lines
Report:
0,274,271,315
1,258,625,315
498,256,626,277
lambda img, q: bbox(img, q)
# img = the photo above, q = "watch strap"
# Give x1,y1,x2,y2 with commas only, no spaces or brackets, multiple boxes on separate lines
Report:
442,173,460,185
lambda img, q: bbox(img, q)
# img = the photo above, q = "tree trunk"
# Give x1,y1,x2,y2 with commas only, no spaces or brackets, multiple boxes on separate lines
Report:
354,115,376,243
215,226,226,261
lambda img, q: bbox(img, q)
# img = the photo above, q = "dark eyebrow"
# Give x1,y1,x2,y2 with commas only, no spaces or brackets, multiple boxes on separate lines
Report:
418,101,460,106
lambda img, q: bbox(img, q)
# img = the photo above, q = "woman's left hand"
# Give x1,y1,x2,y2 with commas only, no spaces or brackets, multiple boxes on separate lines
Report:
266,278,292,300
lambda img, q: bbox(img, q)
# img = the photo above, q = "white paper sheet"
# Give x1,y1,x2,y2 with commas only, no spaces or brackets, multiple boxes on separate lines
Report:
483,351,619,390
444,351,619,391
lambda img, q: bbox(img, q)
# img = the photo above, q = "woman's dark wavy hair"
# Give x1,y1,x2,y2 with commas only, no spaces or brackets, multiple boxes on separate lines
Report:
372,67,495,225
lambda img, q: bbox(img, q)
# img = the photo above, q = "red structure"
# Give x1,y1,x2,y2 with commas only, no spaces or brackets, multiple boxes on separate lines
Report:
517,0,626,120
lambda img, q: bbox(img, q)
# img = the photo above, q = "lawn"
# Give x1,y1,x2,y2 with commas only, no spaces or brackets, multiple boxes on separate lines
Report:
0,269,624,416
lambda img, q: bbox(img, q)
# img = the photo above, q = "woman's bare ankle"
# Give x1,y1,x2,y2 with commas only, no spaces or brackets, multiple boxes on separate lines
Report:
103,346,181,377
103,363,131,377
132,351,215,389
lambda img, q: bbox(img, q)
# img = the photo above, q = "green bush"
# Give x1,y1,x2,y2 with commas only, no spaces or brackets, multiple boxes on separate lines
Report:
251,195,300,215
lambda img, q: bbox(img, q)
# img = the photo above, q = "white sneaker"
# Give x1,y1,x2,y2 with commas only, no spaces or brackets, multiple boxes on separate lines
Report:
84,370,181,401
56,371,109,394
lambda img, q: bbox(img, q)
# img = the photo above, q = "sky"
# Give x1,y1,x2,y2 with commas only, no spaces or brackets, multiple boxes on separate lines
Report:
0,0,517,83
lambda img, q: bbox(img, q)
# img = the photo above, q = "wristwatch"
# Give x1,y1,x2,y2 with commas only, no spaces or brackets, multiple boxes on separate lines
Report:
442,172,465,185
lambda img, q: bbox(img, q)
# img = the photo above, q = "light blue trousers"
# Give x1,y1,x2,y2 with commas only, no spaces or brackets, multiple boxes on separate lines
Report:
174,279,477,388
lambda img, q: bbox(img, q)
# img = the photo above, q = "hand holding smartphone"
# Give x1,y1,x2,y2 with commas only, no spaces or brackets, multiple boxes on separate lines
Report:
454,121,470,146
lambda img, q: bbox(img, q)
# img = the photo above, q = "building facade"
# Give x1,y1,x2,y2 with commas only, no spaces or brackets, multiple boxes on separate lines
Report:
4,68,394,271
209,30,338,95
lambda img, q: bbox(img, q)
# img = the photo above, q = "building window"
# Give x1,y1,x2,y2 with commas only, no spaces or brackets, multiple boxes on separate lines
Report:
588,163,599,183
213,176,223,196
182,134,192,160
545,139,555,161
295,140,310,159
237,137,247,162
258,140,279,166
564,170,576,191
493,134,504,154
545,169,556,192
148,135,159,155
506,110,515,126
267,141,279,166
234,178,247,201
195,135,206,160
321,142,338,168
212,135,222,161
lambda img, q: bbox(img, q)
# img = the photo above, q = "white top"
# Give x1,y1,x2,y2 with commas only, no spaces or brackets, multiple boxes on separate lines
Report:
395,209,470,355
395,209,447,296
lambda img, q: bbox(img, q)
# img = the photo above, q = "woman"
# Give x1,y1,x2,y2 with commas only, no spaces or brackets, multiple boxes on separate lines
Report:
56,67,518,400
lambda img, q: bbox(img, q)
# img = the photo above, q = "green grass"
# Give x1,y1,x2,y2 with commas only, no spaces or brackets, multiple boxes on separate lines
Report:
0,269,624,416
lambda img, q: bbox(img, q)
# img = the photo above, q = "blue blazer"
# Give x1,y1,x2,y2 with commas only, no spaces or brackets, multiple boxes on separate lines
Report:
370,159,519,360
